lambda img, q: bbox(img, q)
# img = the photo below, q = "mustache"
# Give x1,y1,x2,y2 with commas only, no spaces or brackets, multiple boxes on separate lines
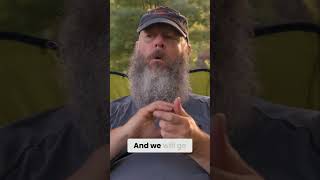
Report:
146,50,168,61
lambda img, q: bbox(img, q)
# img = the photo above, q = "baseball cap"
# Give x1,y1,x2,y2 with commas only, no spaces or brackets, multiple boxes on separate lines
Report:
137,6,189,42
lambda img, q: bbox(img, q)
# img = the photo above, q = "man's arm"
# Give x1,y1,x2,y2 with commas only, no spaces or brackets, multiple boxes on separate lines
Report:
188,130,210,173
110,126,131,160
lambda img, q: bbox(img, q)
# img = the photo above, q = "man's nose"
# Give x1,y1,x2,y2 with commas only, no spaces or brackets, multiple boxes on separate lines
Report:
153,35,165,49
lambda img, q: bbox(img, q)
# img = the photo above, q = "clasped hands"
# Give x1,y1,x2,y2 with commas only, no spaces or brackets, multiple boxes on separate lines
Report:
124,97,203,141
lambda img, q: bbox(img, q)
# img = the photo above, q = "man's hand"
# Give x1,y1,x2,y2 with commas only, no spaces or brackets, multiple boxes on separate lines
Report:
152,97,204,141
153,97,211,172
124,101,174,138
110,101,173,160
212,113,264,180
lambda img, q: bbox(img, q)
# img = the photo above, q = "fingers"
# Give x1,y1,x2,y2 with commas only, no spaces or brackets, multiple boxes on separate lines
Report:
159,120,178,132
152,97,189,122
173,97,182,115
132,99,193,139
157,117,192,138
173,97,189,116
154,107,197,138
153,111,182,124
159,121,188,138
160,128,185,138
140,101,173,115
140,98,189,116
149,101,173,111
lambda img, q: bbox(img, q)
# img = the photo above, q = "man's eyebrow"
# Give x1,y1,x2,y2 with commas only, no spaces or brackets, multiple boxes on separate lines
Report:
141,26,181,37
142,28,154,33
161,28,180,35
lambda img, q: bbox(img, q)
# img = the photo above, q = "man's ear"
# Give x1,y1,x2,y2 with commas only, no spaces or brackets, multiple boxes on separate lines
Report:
135,41,139,51
187,43,192,55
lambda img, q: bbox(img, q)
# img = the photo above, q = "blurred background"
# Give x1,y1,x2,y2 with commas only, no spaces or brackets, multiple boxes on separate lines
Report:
0,0,64,126
110,0,210,73
0,0,63,39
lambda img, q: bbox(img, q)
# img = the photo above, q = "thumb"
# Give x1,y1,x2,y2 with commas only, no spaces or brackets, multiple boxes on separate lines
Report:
173,97,188,116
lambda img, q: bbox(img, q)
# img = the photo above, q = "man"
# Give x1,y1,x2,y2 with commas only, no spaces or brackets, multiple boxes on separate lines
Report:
110,6,211,180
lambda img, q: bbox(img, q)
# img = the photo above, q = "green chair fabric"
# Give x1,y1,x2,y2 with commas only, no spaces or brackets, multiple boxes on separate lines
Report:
110,72,130,101
0,38,65,126
254,25,320,110
189,69,210,97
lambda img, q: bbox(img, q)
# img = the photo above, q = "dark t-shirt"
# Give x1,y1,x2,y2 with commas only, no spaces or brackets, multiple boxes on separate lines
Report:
111,95,320,180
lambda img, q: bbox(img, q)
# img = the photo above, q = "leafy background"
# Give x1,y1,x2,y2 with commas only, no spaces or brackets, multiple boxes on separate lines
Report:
110,0,210,72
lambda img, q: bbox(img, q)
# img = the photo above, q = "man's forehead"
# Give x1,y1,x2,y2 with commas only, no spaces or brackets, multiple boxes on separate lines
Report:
141,23,182,35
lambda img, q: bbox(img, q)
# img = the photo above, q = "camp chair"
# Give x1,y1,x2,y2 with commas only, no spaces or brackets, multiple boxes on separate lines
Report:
110,71,130,102
0,32,65,126
0,33,100,179
253,23,320,110
110,68,210,102
189,69,210,96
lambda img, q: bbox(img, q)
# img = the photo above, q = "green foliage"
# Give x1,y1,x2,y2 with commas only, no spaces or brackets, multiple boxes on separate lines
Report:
110,0,210,72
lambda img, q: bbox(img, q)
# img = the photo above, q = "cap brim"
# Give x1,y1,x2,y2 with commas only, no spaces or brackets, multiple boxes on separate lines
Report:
137,17,187,38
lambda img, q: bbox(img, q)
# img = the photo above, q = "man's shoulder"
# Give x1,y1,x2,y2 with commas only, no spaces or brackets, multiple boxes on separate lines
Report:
111,96,133,108
184,93,210,111
188,93,210,104
110,96,137,128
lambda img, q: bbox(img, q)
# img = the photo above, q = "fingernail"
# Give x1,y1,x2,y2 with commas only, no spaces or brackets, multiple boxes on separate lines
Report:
153,111,158,117
178,97,182,107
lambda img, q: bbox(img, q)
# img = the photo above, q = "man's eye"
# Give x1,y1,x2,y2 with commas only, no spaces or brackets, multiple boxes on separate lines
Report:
145,34,153,38
143,33,155,42
165,34,179,41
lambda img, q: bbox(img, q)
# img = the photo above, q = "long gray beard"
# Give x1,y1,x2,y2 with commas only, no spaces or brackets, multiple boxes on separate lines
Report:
128,51,191,108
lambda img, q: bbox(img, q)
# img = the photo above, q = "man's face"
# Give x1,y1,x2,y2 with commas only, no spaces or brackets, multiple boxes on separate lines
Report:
136,23,190,71
128,23,191,108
